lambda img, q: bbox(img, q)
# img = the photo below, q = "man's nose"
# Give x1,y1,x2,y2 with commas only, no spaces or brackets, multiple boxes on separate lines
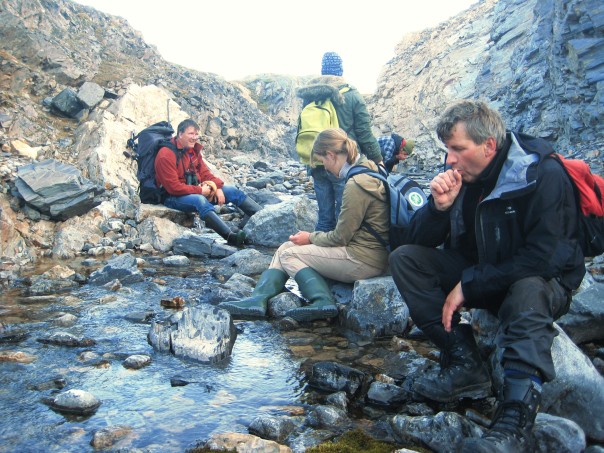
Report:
445,153,456,165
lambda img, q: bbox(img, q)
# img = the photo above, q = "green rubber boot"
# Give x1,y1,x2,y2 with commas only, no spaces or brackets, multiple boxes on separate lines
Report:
219,269,288,317
286,268,338,322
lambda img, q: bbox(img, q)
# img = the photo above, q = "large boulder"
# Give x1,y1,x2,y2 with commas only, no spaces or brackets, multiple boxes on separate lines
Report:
243,196,317,247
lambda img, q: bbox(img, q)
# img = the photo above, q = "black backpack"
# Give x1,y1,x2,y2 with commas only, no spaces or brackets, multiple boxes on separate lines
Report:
125,121,182,204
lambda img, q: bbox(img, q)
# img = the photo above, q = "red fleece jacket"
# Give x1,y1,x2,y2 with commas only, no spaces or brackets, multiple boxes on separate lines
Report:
154,139,223,196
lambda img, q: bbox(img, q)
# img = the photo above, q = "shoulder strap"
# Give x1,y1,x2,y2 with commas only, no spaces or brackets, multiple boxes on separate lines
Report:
346,165,390,248
346,165,388,182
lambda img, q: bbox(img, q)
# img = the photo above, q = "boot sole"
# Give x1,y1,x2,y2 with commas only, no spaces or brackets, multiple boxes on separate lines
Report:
218,303,266,318
414,380,492,403
286,305,338,322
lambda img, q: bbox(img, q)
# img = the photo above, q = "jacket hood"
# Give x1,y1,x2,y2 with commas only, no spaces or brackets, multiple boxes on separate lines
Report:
349,157,388,203
296,75,348,104
486,131,553,201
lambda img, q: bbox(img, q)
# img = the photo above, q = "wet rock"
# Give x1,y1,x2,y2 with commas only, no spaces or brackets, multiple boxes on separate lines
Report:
160,296,186,309
307,405,350,430
308,361,366,397
342,276,409,338
366,381,411,407
248,414,297,443
203,432,292,452
90,425,133,449
0,350,36,363
557,283,604,344
0,326,28,343
124,311,155,324
268,292,301,318
390,411,483,453
380,349,432,381
53,313,77,327
37,332,96,347
533,413,586,453
123,354,151,369
148,305,237,363
325,391,348,411
28,376,67,391
88,253,144,286
45,389,101,415
162,255,190,267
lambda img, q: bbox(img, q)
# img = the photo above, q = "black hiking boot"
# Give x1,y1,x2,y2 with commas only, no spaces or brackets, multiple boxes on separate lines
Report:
412,324,492,402
459,376,542,452
204,211,246,247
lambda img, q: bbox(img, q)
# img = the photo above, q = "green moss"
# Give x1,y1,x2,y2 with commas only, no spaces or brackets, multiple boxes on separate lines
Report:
306,429,399,453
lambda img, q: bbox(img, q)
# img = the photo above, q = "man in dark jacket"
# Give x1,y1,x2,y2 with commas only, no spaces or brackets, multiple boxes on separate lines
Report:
296,52,382,231
155,119,262,246
389,100,585,452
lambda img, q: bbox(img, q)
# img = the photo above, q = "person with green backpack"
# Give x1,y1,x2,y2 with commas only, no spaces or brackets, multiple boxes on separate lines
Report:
296,52,382,232
220,128,389,322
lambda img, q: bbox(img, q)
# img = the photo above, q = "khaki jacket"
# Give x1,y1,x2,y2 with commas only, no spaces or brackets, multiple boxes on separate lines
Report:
310,157,389,271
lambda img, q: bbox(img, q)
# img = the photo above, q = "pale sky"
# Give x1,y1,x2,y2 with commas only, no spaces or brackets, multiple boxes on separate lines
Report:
74,0,477,94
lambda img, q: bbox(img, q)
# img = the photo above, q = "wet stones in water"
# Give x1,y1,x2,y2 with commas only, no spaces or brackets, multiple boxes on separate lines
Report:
28,376,67,391
0,350,37,363
90,426,133,450
162,255,190,267
44,389,101,415
160,296,186,309
37,331,96,347
122,354,151,369
148,305,238,363
52,313,77,327
307,405,350,429
0,326,29,343
248,414,296,443
308,361,366,397
124,311,155,323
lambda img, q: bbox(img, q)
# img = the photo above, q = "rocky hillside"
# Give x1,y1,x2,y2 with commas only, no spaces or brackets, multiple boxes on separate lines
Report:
368,0,603,167
0,0,295,161
0,0,602,269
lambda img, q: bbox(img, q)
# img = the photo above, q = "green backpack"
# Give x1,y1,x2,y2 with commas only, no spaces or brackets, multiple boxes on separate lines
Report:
295,86,349,165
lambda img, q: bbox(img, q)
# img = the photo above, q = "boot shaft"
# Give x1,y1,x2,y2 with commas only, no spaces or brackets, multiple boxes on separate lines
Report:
204,211,245,246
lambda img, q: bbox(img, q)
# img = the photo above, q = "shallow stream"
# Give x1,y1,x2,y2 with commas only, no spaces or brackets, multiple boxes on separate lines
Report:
0,258,310,452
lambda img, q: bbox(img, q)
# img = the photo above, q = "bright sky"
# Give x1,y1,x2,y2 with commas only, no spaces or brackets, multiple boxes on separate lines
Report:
74,0,476,94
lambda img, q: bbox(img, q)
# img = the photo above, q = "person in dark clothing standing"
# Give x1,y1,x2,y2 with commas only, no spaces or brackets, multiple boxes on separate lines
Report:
389,100,585,452
296,52,382,232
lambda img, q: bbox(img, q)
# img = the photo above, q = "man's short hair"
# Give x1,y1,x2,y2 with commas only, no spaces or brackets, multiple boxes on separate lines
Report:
436,100,506,150
177,119,200,135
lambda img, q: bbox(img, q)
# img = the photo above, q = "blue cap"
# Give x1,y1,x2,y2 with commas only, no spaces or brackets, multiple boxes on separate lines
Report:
321,52,343,76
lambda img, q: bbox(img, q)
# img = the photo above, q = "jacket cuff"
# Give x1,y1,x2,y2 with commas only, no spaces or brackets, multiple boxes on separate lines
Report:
461,266,479,302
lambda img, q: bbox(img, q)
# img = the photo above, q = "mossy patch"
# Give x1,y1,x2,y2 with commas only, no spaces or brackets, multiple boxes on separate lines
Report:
305,429,399,453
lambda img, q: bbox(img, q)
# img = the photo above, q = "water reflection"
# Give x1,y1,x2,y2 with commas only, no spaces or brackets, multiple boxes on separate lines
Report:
0,259,307,451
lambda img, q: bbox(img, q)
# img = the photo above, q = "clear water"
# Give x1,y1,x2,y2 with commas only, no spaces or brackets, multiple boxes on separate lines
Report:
0,260,308,452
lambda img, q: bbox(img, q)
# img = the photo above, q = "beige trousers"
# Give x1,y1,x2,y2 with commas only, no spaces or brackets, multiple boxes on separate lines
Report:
269,241,384,282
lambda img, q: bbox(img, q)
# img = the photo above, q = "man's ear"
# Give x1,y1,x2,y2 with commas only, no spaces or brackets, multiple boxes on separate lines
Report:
484,136,497,157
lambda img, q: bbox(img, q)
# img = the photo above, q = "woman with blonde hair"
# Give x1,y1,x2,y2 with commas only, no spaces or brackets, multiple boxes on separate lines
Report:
220,128,390,322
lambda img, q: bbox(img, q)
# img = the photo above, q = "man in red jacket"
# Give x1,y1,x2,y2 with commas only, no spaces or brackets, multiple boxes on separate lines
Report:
155,119,262,246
